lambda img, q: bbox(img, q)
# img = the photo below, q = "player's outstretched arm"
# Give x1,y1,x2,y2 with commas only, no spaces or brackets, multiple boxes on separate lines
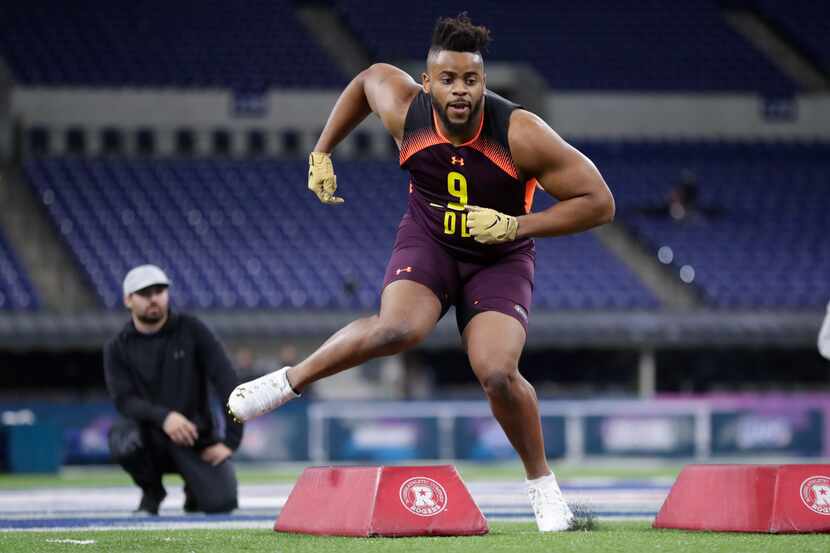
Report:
509,110,615,238
314,63,420,153
308,64,421,205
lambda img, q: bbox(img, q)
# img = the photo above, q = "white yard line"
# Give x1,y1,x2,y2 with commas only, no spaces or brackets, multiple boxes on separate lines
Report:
0,480,665,531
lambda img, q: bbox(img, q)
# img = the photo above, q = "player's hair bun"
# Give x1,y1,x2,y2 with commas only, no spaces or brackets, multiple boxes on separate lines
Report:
430,12,491,55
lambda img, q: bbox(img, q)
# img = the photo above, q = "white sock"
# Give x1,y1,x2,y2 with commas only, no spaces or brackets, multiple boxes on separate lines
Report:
526,473,558,487
279,367,301,397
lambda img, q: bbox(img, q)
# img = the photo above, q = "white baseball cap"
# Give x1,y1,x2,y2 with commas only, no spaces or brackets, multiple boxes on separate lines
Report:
123,264,171,296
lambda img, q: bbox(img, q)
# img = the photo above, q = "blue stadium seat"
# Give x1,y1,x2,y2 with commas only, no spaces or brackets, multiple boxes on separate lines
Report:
580,140,830,309
336,0,796,93
753,1,830,74
25,158,659,311
0,2,803,93
0,229,39,310
26,141,830,311
0,0,346,91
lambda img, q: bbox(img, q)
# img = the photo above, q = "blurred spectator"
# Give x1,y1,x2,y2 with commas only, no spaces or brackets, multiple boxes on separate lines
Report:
636,168,721,222
667,169,699,221
278,343,299,367
234,346,256,376
236,345,292,378
402,351,436,400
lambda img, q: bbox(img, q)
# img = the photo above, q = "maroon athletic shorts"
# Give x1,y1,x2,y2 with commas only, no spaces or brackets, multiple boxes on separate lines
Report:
382,217,535,334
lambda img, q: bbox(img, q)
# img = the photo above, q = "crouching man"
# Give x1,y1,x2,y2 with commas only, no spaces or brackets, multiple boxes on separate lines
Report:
105,265,244,515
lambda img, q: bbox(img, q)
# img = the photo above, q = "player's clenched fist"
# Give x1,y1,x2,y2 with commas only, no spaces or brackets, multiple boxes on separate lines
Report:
465,205,519,244
307,152,344,205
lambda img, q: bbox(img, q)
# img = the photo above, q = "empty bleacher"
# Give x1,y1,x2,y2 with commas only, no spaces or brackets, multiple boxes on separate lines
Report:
336,0,797,93
24,158,659,311
0,230,38,310
0,1,802,94
753,0,830,74
0,0,346,90
17,136,830,313
590,141,830,309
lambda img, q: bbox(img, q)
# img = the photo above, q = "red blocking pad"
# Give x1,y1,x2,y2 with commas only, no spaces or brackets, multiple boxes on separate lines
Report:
274,465,489,537
653,464,830,533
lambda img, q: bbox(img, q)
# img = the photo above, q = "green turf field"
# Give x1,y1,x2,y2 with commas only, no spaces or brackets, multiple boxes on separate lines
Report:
0,461,681,489
2,522,829,553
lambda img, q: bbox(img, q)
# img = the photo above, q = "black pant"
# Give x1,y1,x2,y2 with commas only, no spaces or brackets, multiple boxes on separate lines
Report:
109,420,238,513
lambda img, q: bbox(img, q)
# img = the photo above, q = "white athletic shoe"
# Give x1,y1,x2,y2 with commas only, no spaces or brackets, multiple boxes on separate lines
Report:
227,366,299,422
526,473,574,532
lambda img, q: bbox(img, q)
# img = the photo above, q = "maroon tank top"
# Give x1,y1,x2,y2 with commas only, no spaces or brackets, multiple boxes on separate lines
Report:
399,89,537,261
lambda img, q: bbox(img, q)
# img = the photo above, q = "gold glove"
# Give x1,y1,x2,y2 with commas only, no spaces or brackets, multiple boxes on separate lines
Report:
465,205,519,244
308,152,344,205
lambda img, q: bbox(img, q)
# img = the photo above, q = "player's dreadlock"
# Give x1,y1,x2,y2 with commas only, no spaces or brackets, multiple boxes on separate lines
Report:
429,13,491,58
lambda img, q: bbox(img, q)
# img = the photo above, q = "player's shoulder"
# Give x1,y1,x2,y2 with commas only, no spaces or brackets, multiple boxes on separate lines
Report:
364,63,422,140
507,109,555,150
507,109,568,176
508,108,546,131
366,63,421,101
366,62,414,82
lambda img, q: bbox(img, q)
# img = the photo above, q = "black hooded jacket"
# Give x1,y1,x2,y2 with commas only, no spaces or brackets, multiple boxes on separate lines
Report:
104,312,243,450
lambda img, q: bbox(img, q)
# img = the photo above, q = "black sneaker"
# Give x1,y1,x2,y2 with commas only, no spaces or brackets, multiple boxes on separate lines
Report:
133,490,166,516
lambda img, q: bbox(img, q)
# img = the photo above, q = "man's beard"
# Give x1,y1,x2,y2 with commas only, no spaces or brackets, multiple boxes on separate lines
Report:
431,95,483,137
136,307,166,325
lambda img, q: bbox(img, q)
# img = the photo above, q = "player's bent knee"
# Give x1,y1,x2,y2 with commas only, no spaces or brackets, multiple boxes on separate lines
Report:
371,321,427,353
480,370,518,402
